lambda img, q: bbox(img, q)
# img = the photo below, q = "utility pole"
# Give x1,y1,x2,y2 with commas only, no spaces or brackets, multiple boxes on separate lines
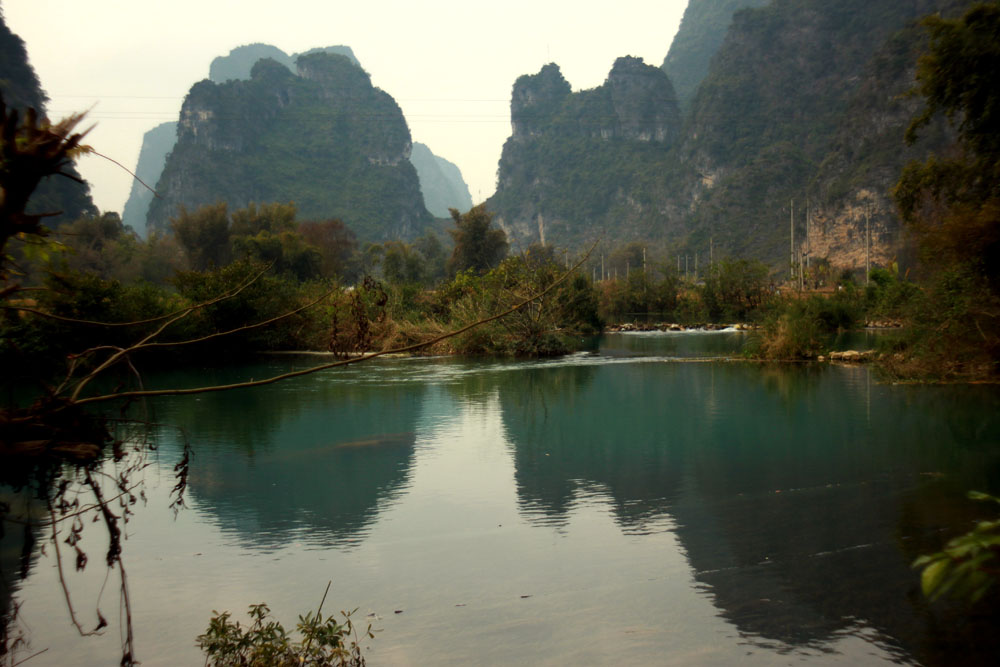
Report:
601,254,605,282
710,236,714,267
642,246,646,273
790,198,795,280
865,204,871,285
805,197,811,270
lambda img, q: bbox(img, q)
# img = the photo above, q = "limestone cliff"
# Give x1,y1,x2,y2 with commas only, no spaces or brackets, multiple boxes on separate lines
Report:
682,0,971,267
130,42,465,236
121,121,176,235
146,53,430,241
488,58,683,249
488,0,974,272
662,0,769,110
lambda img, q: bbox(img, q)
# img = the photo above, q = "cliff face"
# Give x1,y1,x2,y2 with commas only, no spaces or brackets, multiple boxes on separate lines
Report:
510,58,680,144
130,42,466,236
121,121,176,235
662,0,769,110
681,0,969,266
0,13,96,223
409,142,473,218
489,0,973,271
147,53,430,241
489,57,683,248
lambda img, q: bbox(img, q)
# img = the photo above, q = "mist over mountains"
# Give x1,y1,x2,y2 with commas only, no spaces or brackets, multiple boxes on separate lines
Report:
5,0,979,270
123,43,471,240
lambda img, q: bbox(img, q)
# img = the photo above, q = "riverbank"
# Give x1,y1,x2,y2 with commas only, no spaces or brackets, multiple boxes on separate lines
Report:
605,322,754,333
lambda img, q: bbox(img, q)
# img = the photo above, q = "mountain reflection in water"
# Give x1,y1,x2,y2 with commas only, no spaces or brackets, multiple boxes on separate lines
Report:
3,334,1000,666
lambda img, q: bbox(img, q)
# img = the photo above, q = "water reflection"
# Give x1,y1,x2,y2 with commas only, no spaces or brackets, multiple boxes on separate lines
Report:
150,359,425,549
489,338,1000,664
9,339,1000,665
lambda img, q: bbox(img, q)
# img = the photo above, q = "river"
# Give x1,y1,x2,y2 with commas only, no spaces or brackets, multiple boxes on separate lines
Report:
3,330,1000,665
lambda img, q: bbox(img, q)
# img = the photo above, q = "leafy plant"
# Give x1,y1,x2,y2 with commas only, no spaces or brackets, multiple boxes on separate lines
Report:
913,491,1000,603
197,591,374,667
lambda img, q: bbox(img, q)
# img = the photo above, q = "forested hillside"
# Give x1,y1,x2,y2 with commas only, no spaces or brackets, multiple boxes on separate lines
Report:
489,0,975,270
126,43,470,237
661,0,769,110
146,53,431,241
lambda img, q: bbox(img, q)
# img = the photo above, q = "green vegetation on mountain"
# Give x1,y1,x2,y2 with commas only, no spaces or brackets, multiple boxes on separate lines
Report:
147,53,431,242
683,0,974,263
661,0,769,110
488,57,683,249
491,0,975,270
128,44,469,239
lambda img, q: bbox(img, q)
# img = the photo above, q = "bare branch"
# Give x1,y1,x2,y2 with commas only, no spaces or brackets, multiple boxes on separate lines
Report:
139,286,337,349
74,244,596,407
48,501,103,638
84,148,160,199
4,262,273,329
67,263,273,402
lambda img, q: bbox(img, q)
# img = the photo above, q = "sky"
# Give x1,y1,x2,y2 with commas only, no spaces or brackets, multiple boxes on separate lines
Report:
4,0,687,216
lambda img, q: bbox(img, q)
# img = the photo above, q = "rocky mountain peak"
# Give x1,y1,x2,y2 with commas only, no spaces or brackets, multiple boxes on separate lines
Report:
511,63,571,138
606,56,681,143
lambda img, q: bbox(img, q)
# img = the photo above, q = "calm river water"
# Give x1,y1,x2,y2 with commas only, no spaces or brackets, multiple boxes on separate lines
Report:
4,331,1000,665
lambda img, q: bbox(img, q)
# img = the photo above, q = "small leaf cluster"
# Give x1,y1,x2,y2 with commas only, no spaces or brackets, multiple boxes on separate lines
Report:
913,491,1000,604
197,602,373,666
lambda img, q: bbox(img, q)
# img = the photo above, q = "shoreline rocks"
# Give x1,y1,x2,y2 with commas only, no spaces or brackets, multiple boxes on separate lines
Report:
605,322,753,333
827,349,877,362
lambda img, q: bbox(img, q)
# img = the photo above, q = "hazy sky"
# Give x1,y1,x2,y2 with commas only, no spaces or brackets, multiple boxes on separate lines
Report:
5,0,687,216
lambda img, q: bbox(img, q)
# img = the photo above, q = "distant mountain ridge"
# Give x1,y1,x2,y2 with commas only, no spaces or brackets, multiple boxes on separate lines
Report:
410,142,473,218
146,53,431,240
125,43,472,235
661,0,769,110
208,43,359,83
487,0,975,270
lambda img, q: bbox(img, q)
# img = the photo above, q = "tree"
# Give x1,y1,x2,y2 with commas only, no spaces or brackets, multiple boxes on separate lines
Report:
0,94,89,284
299,218,358,281
890,1,1000,379
229,201,297,237
381,240,425,285
701,258,769,321
413,231,447,284
895,2,1000,284
447,204,508,275
0,96,593,665
171,202,231,271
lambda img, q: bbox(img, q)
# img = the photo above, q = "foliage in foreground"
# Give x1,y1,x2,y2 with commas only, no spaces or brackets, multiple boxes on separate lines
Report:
198,602,372,667
913,491,1000,604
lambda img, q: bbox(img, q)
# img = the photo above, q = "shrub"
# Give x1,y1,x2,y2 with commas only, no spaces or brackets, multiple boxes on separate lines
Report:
198,602,373,666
